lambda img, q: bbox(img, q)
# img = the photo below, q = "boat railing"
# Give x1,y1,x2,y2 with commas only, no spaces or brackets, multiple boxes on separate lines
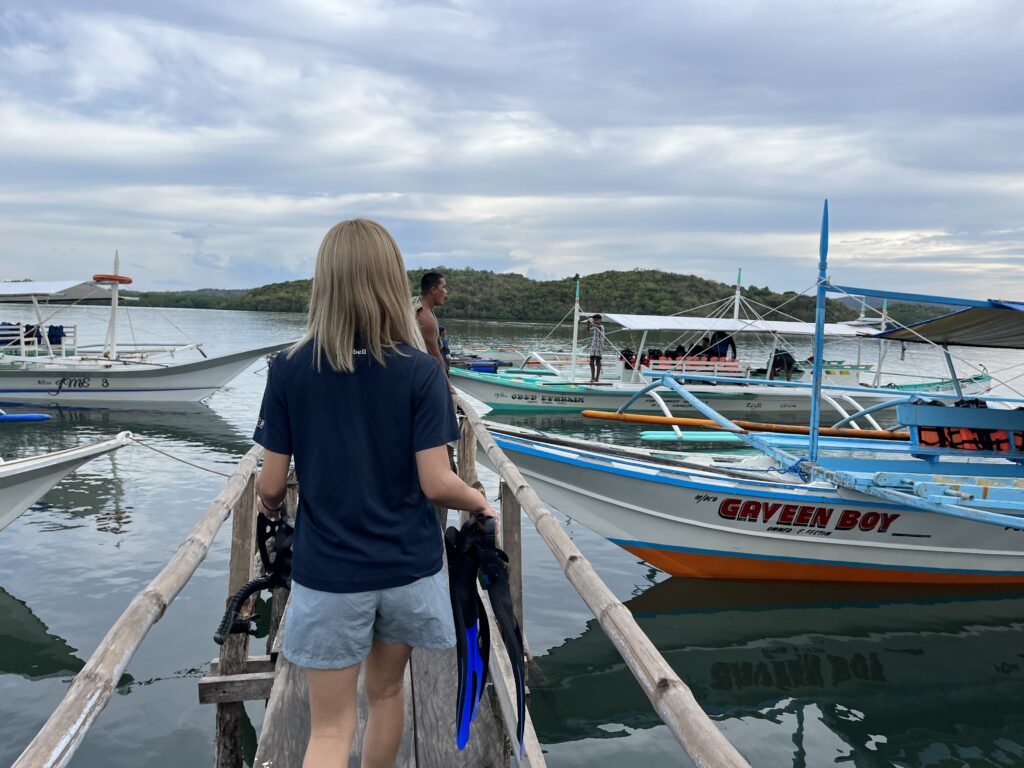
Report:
647,356,750,377
454,395,750,768
0,323,78,358
75,341,202,358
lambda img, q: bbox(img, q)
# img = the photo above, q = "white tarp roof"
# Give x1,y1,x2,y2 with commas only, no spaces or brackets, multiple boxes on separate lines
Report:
0,280,111,302
602,313,868,338
879,302,1024,349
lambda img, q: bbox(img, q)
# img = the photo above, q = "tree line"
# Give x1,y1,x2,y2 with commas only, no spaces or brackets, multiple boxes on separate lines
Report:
126,267,949,325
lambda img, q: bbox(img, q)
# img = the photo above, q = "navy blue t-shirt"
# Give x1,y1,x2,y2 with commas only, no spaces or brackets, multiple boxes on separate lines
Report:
252,340,458,593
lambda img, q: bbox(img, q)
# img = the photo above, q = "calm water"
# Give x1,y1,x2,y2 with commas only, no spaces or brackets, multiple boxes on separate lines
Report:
1,306,1023,767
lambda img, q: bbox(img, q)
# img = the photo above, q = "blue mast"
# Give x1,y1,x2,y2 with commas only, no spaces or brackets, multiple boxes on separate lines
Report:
808,200,829,461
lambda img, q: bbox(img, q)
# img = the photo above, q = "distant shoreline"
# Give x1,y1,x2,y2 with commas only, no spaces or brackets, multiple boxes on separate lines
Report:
123,266,951,326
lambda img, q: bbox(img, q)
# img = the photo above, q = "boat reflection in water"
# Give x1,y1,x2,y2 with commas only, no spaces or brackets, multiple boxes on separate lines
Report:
532,578,1024,765
0,586,84,681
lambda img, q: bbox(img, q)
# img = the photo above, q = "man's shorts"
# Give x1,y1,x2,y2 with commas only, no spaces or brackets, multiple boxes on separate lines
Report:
589,354,602,363
282,568,456,669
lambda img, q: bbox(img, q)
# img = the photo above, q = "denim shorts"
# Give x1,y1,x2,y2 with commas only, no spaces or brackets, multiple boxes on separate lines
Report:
282,568,456,669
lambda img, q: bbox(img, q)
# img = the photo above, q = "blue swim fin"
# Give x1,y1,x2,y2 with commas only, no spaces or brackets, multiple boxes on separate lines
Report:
445,521,491,749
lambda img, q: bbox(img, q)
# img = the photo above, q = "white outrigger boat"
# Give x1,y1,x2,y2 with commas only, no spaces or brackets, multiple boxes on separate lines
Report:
0,432,131,532
0,261,289,405
451,278,989,419
480,202,1024,584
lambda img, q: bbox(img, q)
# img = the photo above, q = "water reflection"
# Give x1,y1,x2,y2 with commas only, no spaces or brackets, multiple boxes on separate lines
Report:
532,578,1024,765
0,403,249,450
0,586,84,680
2,403,251,535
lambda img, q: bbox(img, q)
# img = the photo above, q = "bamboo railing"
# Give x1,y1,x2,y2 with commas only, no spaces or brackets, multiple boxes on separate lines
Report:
12,444,264,768
455,395,751,768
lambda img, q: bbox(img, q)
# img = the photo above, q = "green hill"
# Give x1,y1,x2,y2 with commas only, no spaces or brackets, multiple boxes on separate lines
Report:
128,267,952,325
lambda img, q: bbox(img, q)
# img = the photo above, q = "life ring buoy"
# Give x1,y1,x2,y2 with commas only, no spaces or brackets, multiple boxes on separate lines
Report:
92,274,133,285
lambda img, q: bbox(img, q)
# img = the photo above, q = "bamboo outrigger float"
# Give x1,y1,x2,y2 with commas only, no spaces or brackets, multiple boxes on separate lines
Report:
10,397,751,767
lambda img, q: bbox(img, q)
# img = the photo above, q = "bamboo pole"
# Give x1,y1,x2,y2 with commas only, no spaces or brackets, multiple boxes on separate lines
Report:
456,397,750,768
13,445,264,768
583,409,908,441
215,473,257,768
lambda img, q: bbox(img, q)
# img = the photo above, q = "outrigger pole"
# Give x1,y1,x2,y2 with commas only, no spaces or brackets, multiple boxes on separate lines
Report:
808,200,829,461
102,250,121,360
733,268,742,320
570,277,581,384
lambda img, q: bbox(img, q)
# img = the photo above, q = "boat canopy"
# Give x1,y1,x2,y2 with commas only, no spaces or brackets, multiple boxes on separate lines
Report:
878,301,1024,350
602,313,866,337
0,281,112,302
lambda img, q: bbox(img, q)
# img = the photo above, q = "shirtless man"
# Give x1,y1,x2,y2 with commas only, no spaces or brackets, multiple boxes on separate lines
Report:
416,271,449,373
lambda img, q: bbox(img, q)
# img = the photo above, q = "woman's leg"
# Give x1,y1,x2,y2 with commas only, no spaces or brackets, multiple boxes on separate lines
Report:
304,663,361,768
360,640,412,768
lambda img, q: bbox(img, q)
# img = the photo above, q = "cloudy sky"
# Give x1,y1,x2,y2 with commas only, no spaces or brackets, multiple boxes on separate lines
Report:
0,1,1022,297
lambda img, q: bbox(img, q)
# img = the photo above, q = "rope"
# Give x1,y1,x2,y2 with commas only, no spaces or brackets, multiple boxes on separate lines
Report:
135,297,201,347
534,305,576,347
129,436,233,477
124,303,139,350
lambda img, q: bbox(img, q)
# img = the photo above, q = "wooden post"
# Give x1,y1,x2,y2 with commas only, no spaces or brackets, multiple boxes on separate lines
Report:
266,475,298,655
216,472,258,768
456,413,478,487
499,481,524,634
433,503,446,531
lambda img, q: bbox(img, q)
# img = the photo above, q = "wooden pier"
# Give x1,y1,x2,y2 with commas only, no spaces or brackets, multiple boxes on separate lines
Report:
11,396,750,768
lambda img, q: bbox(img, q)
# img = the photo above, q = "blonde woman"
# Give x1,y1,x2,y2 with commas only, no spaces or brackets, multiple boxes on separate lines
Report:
254,219,495,767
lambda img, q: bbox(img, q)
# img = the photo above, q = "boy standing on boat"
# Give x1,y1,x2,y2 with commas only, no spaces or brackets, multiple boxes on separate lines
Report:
583,314,607,383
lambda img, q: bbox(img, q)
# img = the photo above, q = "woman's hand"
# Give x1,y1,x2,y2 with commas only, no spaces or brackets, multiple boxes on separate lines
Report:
471,499,498,519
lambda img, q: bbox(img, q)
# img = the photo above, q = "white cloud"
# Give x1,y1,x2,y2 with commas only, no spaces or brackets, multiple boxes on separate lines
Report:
0,0,1020,299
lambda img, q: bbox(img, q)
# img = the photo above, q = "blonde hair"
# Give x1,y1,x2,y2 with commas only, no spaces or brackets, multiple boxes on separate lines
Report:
291,219,424,372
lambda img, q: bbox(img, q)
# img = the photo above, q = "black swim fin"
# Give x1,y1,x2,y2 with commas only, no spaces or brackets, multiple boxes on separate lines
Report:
445,520,490,750
446,515,526,755
475,516,527,756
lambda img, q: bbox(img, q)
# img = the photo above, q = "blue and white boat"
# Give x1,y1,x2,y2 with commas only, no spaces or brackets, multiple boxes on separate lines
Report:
481,203,1024,584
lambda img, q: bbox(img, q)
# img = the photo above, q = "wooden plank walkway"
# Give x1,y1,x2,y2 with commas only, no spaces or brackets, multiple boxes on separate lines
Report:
253,632,514,767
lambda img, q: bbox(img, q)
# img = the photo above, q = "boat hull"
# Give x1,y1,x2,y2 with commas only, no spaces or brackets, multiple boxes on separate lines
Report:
453,368,890,420
0,344,286,405
0,432,131,531
453,369,989,419
484,432,1024,584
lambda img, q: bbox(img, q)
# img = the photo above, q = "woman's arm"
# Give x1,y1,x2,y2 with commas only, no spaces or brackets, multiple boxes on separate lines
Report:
415,445,496,517
255,449,290,519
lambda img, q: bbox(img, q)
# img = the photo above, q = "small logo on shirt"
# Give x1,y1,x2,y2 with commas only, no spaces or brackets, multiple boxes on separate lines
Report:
354,348,367,356
257,417,265,429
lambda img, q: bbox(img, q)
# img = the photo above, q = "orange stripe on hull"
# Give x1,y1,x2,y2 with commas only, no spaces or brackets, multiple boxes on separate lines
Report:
619,544,1024,585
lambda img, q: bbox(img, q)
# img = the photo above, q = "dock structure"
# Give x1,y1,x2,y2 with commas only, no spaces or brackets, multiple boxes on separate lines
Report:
11,396,750,768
